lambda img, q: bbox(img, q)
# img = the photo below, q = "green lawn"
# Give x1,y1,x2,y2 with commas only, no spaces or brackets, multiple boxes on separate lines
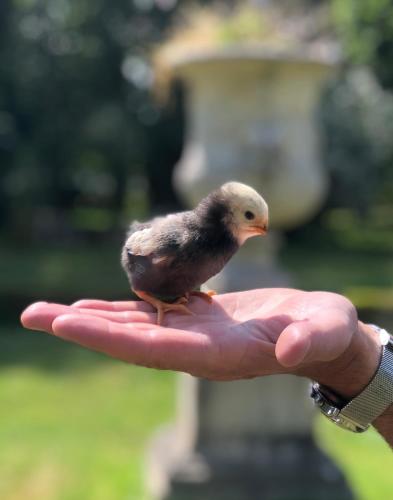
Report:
1,323,392,500
280,245,393,297
0,245,128,305
315,418,393,499
0,324,175,500
0,240,392,308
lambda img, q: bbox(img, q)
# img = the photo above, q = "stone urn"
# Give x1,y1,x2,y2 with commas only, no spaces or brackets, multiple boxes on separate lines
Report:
147,48,353,500
172,47,334,230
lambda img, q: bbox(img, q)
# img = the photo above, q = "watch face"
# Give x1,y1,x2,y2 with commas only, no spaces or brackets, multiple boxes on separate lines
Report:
311,383,369,433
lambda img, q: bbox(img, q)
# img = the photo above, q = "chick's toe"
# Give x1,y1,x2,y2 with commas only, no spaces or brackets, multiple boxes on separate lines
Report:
133,290,194,325
189,290,216,304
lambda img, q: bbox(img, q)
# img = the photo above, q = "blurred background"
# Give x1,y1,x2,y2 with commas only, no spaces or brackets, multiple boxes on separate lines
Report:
0,0,392,498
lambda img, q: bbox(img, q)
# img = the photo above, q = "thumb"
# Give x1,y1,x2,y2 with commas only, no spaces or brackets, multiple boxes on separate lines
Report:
275,310,356,368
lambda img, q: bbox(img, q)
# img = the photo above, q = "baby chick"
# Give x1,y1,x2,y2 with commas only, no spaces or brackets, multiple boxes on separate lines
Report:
121,182,268,324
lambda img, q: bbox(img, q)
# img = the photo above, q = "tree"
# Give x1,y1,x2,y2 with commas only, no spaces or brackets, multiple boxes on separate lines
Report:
0,0,211,242
333,0,393,90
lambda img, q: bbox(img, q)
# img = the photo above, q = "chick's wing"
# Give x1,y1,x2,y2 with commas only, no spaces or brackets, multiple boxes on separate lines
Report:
126,213,191,265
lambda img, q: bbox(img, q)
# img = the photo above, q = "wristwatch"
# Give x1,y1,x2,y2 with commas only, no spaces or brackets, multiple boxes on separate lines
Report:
311,324,393,433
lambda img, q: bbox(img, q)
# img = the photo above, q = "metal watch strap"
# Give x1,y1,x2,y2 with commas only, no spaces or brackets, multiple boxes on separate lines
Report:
311,326,393,433
339,337,393,430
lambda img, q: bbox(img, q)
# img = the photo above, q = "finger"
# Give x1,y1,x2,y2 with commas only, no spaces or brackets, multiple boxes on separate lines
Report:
71,299,154,313
275,309,356,368
20,302,155,333
77,307,157,324
21,302,74,332
51,314,212,373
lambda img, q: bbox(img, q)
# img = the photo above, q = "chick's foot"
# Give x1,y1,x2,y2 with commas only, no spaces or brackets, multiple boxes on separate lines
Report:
133,290,194,325
189,290,216,304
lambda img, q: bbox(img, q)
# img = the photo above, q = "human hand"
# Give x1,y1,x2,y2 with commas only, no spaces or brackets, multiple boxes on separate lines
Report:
20,288,381,398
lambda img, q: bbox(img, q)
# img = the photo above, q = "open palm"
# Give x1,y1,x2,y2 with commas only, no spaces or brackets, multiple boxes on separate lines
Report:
21,288,358,382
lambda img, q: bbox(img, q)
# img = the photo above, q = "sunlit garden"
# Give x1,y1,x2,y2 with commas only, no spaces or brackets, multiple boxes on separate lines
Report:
1,0,393,499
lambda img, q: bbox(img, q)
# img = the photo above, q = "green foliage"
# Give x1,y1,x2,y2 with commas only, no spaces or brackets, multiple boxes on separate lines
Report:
0,0,200,242
333,0,393,89
314,1,393,218
319,68,393,214
218,6,269,45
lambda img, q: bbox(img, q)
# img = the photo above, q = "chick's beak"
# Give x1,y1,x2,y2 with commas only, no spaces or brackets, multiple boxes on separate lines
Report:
248,221,268,236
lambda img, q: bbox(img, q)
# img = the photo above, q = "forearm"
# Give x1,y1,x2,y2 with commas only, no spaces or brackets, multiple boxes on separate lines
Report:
374,406,393,445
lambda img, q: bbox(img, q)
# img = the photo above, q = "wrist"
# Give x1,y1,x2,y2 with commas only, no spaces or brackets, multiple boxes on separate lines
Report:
304,318,393,442
306,321,382,400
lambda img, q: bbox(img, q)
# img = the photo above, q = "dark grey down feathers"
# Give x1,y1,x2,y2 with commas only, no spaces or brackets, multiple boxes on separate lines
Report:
121,189,239,302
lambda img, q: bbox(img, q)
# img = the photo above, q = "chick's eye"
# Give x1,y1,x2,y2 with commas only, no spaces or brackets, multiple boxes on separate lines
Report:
244,211,255,220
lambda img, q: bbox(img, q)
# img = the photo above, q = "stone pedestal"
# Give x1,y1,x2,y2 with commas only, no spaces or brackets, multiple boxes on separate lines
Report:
149,432,352,500
148,375,353,500
147,47,353,500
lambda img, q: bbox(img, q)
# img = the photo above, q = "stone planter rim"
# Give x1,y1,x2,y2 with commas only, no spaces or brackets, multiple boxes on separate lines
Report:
164,45,339,71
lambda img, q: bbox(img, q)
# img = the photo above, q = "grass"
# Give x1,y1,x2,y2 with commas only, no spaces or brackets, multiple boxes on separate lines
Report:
279,205,393,305
1,323,392,500
0,323,175,500
279,240,393,314
315,419,393,499
0,245,128,305
280,244,393,293
0,239,392,314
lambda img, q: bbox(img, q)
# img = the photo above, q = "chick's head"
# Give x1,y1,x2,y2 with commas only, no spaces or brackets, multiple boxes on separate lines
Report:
220,182,269,245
